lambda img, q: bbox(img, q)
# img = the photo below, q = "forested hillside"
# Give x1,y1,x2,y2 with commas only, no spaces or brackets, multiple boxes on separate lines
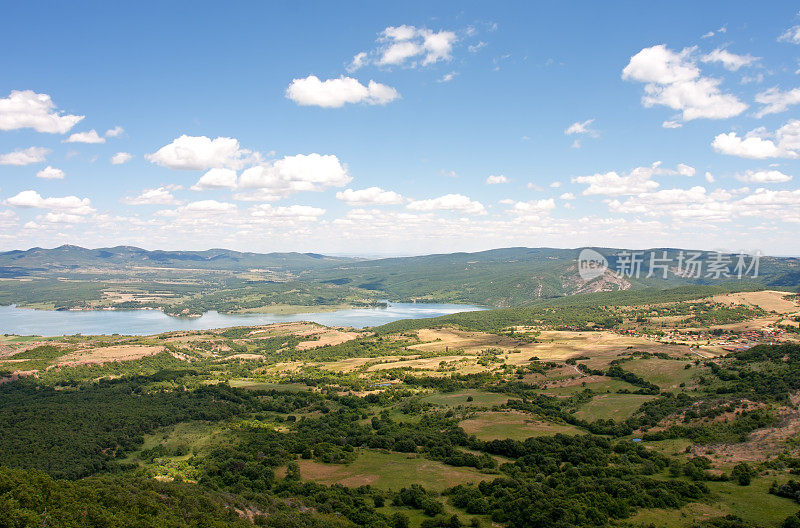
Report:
0,246,798,314
1,288,800,527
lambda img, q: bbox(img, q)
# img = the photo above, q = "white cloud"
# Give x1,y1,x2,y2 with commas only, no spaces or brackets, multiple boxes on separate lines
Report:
64,129,105,144
0,146,50,166
349,25,459,70
506,198,556,216
36,166,65,180
564,118,598,137
485,174,508,184
437,72,457,83
285,76,400,108
608,186,733,221
105,126,124,138
754,87,800,117
111,152,133,165
735,169,792,183
572,161,693,196
779,25,800,44
191,168,238,190
146,135,254,170
550,181,562,188
662,120,683,129
347,52,368,73
251,204,326,221
377,25,457,67
711,120,800,159
560,193,576,200
705,171,715,183
182,200,237,214
712,132,786,158
237,153,351,200
677,163,696,176
700,48,759,71
741,73,765,85
5,190,94,215
122,186,182,205
622,44,747,121
468,41,487,53
0,90,84,134
407,193,486,215
701,25,727,39
336,187,403,205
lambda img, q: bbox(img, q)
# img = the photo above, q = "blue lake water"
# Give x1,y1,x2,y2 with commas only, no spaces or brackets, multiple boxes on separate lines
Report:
0,302,485,336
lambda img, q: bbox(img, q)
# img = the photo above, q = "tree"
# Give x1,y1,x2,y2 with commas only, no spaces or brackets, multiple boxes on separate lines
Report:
731,462,752,486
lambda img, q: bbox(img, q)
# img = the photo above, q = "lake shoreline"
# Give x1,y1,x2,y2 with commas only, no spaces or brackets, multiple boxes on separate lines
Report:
0,302,486,337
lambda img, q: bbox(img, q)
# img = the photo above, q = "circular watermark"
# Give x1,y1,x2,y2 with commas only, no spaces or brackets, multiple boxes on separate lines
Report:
577,248,609,281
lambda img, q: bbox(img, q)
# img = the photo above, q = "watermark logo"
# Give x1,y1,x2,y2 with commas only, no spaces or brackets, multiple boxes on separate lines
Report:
578,248,609,281
577,249,761,281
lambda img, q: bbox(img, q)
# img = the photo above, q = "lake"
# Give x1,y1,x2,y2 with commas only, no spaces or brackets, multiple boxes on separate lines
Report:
0,302,485,337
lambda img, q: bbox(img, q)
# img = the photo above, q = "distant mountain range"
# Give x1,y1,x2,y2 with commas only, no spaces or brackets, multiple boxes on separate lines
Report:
0,245,797,311
0,245,358,274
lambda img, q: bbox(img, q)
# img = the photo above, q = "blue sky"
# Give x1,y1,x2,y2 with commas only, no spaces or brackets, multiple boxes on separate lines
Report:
1,1,799,255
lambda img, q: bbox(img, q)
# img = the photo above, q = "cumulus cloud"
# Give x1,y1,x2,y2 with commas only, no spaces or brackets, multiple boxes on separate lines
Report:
63,129,105,144
146,135,254,170
677,163,696,177
735,169,792,183
378,25,457,67
700,48,759,71
5,190,94,215
407,193,486,215
608,186,733,221
182,200,237,214
105,126,124,138
0,90,84,133
251,204,326,221
662,120,683,128
349,25,458,70
36,166,65,180
285,76,399,108
711,120,800,159
779,25,800,44
236,153,350,200
0,146,50,166
564,119,598,137
347,52,369,73
505,198,556,216
122,186,182,205
336,187,403,205
191,168,238,190
111,152,133,165
622,44,747,121
572,162,695,196
485,174,508,184
754,87,800,118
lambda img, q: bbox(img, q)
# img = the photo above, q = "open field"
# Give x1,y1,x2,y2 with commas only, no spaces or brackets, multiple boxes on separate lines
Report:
623,358,697,390
228,379,313,392
56,344,165,366
708,290,800,314
624,477,799,528
419,389,511,408
459,410,584,440
292,449,493,491
575,393,657,421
